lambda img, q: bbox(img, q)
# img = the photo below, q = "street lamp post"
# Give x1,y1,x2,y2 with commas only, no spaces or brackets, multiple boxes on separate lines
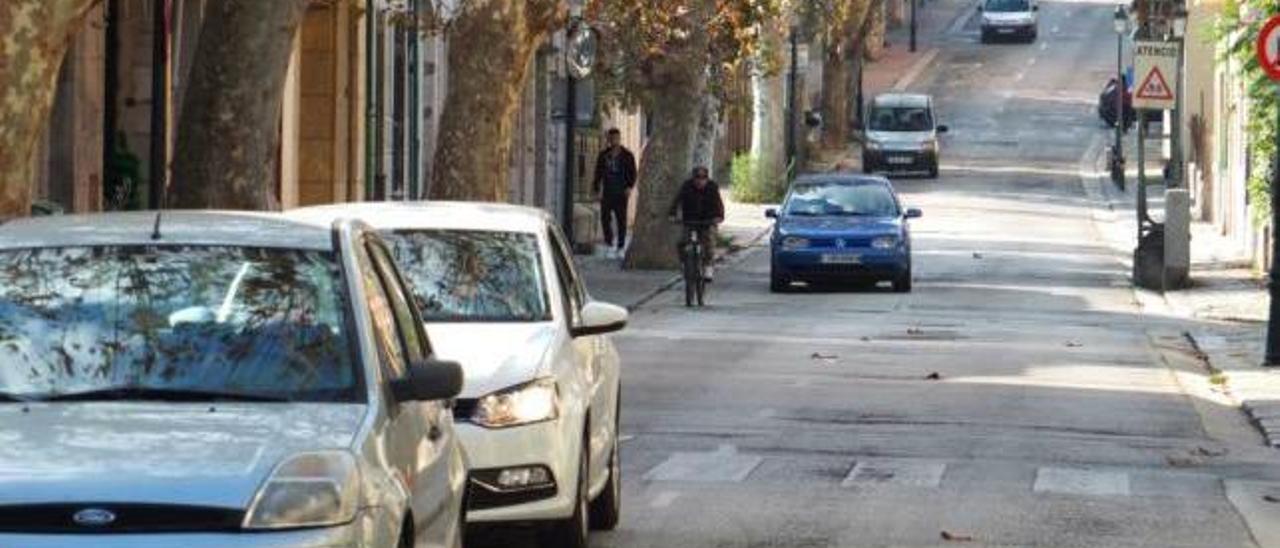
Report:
1111,6,1127,190
787,26,799,164
561,17,597,249
1170,8,1187,189
910,0,918,52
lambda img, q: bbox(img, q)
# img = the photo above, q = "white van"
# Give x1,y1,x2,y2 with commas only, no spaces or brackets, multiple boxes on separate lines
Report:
979,0,1039,43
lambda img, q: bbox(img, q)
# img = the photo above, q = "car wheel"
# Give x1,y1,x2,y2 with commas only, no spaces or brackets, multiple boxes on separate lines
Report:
980,29,989,43
927,160,940,179
862,156,875,174
893,269,913,293
541,436,590,548
770,270,790,293
589,412,622,530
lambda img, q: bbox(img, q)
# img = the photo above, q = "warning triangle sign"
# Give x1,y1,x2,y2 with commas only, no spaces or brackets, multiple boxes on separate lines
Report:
1136,67,1173,101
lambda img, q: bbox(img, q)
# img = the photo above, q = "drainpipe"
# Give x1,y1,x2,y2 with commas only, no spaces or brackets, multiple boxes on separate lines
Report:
104,0,119,209
149,0,170,209
364,0,377,201
408,0,421,200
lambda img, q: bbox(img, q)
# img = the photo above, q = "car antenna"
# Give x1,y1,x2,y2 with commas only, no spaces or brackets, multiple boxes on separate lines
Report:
151,178,169,241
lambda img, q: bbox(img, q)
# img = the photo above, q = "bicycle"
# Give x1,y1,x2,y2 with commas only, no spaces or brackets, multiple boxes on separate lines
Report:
676,220,716,308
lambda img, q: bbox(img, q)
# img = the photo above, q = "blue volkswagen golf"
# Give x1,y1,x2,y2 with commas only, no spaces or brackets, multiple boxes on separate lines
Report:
767,174,922,292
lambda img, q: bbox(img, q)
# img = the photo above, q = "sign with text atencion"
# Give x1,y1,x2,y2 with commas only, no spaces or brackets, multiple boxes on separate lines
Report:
1133,41,1178,110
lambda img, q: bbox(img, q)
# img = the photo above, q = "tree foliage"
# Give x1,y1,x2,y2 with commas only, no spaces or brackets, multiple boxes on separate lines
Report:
1214,0,1280,226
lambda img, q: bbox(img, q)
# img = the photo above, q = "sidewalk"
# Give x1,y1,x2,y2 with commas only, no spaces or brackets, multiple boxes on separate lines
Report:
576,192,772,309
865,0,976,97
1083,128,1280,448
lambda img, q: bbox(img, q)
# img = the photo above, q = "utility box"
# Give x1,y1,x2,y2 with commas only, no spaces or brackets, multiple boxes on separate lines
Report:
1164,189,1190,289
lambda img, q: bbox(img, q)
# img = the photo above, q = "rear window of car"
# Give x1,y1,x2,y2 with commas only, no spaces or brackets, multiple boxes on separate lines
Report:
384,229,552,323
0,245,359,402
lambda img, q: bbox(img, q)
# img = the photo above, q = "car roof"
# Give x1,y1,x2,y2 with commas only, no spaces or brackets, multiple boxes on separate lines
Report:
871,93,931,108
0,211,337,251
288,201,552,234
791,174,894,189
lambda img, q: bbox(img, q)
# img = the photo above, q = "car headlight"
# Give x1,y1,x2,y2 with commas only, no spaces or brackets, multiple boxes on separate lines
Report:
243,451,359,530
472,378,559,428
922,139,938,152
872,236,901,249
780,236,810,250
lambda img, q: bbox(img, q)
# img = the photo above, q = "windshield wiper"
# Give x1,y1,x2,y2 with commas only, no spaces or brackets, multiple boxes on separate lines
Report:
41,387,291,403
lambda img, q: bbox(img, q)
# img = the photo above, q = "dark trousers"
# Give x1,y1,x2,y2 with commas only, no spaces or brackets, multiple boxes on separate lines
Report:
600,193,628,248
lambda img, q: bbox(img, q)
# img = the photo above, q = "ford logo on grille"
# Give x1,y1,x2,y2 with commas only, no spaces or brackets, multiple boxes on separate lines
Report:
72,508,116,527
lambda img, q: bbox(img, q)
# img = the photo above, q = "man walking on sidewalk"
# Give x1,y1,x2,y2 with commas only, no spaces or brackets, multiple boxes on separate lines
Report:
593,128,638,259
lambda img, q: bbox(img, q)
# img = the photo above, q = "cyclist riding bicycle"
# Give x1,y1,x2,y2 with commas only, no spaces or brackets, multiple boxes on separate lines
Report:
668,166,725,281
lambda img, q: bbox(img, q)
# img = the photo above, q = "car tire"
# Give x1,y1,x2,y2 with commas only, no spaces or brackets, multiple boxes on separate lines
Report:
589,411,622,530
541,435,590,548
893,269,913,293
862,156,875,174
927,160,940,179
770,271,790,293
979,29,989,43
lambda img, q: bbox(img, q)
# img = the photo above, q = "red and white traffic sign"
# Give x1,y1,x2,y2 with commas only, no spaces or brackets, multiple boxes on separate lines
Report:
1133,41,1178,110
1136,66,1174,101
1257,15,1280,81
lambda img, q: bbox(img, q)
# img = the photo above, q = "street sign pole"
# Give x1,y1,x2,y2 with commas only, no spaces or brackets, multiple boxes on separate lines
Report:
1256,15,1280,365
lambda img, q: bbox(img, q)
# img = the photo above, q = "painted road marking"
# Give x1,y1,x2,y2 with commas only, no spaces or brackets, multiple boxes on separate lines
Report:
1034,467,1131,496
843,459,947,488
644,445,762,483
650,491,681,508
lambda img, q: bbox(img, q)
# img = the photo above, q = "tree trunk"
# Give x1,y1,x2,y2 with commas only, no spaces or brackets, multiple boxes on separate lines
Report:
820,43,852,149
429,0,565,202
169,0,310,210
624,80,707,270
750,22,788,186
690,90,720,177
0,0,101,218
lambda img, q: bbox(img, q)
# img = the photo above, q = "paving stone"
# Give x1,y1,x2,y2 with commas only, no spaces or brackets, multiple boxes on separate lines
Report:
1033,467,1130,496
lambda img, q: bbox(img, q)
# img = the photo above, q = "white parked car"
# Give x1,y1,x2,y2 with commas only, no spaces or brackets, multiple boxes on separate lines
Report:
0,211,467,547
291,202,628,548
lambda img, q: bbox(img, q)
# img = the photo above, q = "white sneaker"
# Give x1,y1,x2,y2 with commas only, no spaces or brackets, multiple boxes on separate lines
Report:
615,248,626,260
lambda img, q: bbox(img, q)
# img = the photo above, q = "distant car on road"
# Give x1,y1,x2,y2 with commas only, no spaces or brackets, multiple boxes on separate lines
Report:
0,211,467,547
290,202,628,548
862,93,947,178
767,175,922,293
979,0,1039,43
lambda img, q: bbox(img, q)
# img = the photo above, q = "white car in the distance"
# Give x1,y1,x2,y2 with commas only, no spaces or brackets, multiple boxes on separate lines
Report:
290,202,628,548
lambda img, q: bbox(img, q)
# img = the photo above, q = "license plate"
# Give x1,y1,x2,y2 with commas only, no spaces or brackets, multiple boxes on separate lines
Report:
821,254,862,264
887,156,914,165
997,28,1015,33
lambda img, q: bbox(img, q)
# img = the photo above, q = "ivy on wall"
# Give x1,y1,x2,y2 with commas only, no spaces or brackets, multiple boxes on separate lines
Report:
1215,0,1279,226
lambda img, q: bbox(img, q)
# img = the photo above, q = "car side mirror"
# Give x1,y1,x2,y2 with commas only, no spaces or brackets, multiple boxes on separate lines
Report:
391,359,464,402
936,125,949,134
1032,4,1039,10
573,301,628,337
765,208,779,219
905,208,923,219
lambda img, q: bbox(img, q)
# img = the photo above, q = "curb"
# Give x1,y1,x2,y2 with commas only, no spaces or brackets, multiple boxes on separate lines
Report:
624,225,773,311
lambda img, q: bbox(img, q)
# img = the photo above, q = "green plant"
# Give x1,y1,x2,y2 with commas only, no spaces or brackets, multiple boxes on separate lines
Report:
1213,0,1280,226
730,153,786,203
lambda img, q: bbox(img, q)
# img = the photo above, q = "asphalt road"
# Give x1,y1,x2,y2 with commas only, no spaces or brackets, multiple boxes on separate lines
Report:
475,1,1280,546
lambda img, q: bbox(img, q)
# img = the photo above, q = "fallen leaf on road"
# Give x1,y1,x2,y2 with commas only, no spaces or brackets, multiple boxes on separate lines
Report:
972,252,984,259
1264,495,1280,504
907,327,924,335
1065,340,1083,348
860,336,871,342
1194,446,1228,458
810,352,838,361
941,531,974,542
925,372,943,380
1166,455,1202,468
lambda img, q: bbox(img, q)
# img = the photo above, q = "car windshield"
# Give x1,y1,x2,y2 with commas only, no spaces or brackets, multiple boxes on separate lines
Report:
985,0,1030,11
0,246,357,402
869,106,933,132
385,230,551,322
784,183,900,217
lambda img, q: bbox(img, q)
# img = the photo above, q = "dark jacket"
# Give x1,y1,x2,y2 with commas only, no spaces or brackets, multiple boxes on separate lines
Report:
592,146,638,198
668,179,725,223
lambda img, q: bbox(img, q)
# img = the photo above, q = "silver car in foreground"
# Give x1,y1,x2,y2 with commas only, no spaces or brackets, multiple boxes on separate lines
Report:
0,212,467,547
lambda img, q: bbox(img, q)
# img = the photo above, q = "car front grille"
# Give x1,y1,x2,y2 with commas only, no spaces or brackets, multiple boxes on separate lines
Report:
806,237,873,249
0,503,245,534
